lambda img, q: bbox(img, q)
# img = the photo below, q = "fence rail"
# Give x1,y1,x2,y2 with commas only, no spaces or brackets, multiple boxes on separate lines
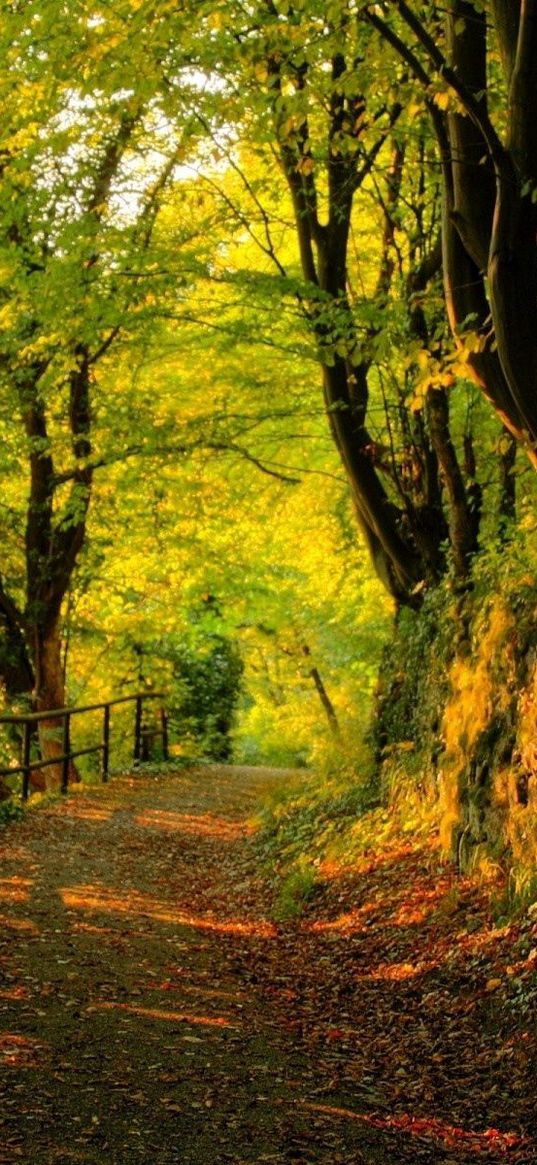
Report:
0,692,169,800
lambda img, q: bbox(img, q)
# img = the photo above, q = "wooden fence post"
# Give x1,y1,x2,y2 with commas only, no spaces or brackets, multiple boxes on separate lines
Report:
61,712,71,794
22,720,31,801
133,696,143,764
102,704,110,782
161,707,169,762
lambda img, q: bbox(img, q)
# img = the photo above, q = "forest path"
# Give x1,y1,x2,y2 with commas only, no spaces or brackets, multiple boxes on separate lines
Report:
0,765,535,1165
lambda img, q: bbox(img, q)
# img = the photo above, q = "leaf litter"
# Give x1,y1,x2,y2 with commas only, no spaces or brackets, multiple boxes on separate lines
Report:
0,765,535,1163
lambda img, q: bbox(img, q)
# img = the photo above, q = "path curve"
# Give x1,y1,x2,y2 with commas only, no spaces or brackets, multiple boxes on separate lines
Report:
0,766,535,1164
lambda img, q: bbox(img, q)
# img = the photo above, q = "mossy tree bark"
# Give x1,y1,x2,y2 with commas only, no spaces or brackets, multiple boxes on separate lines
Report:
260,24,482,605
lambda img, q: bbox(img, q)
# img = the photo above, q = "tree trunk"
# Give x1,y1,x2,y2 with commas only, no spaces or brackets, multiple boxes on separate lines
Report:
444,4,537,453
302,645,341,737
0,616,34,702
32,621,70,791
498,435,517,526
426,387,478,579
0,586,35,799
321,361,423,601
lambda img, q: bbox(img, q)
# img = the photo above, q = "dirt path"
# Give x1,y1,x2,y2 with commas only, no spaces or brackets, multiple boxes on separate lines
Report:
0,766,535,1165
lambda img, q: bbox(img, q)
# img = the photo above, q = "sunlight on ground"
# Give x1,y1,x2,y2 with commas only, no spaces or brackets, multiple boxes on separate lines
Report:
44,795,125,820
0,986,29,1001
306,902,378,933
319,843,419,880
355,961,439,982
0,768,535,1165
301,866,523,983
456,925,512,954
351,924,517,981
0,845,33,863
306,877,454,935
88,1001,237,1027
389,884,450,926
134,809,253,840
0,912,39,934
151,981,240,1002
72,921,121,937
0,877,33,903
71,920,163,942
55,804,116,823
305,892,445,935
506,948,537,975
61,883,277,937
0,1032,46,1068
299,1101,528,1154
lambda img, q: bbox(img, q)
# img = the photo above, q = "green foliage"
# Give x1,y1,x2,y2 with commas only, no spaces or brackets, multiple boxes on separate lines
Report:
372,584,454,759
368,519,537,905
0,787,63,828
506,968,537,1023
1,0,537,914
166,637,244,762
234,728,309,770
0,798,24,828
274,859,318,920
255,738,378,874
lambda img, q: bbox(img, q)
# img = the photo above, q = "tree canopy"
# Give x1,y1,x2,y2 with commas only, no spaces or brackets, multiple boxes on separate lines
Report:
2,1,537,785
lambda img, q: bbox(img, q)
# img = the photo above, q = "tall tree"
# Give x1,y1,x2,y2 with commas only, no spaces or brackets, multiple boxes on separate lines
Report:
363,2,537,462
185,1,489,601
0,0,204,775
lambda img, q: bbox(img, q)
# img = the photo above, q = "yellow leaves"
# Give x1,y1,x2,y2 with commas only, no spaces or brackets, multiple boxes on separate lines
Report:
455,329,487,359
410,330,490,411
430,87,465,115
446,329,489,380
439,598,517,856
296,155,314,177
19,333,61,362
254,62,269,85
406,101,422,120
0,303,17,332
1,124,41,155
497,434,515,457
485,978,503,992
82,26,127,69
280,113,303,140
207,9,226,29
432,90,451,112
409,349,455,412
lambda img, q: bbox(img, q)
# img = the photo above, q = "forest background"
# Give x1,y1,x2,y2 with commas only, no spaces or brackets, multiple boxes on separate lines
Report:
2,0,537,909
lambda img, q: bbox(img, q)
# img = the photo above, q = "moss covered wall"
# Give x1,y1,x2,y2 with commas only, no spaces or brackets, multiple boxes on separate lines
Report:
374,578,537,901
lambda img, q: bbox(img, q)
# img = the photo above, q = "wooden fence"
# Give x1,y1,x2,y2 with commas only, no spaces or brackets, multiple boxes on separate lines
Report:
0,692,168,799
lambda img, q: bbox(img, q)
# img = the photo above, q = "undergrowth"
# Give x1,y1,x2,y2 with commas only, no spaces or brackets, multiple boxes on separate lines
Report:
257,742,375,858
0,788,62,829
254,738,426,916
0,798,24,828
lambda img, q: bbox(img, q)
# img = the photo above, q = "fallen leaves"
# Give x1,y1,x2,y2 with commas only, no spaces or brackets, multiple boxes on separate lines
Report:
0,766,535,1164
485,979,503,992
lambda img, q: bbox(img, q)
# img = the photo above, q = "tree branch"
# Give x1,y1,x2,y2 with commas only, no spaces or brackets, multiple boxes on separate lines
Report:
390,1,507,171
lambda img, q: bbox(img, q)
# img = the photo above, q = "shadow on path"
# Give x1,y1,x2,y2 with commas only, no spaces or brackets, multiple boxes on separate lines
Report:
0,765,535,1164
